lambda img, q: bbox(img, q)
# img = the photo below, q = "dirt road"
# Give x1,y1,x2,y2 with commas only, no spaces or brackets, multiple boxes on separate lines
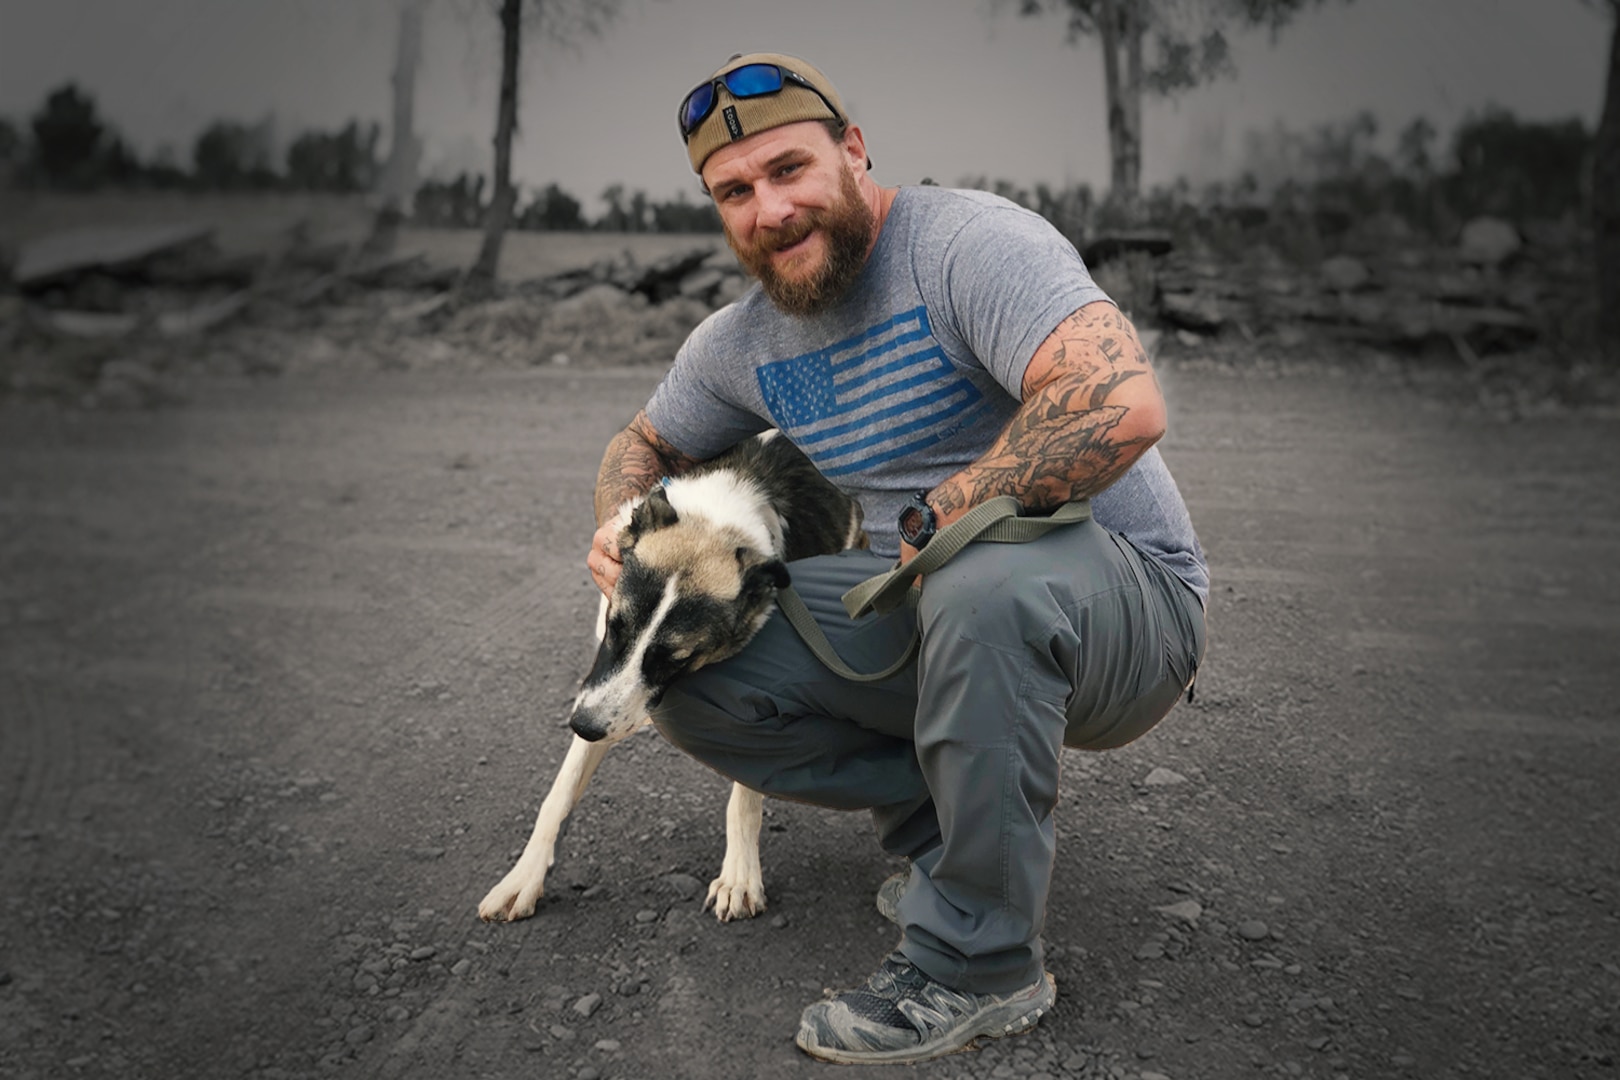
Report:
2,363,1617,1080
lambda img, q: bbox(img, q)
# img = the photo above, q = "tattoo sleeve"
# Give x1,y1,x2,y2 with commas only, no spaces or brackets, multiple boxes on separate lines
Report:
593,410,702,525
929,302,1165,521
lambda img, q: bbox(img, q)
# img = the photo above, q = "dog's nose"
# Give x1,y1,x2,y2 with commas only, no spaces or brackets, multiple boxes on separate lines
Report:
569,713,608,742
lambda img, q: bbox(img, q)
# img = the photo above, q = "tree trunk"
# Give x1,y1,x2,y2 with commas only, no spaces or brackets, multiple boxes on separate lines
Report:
1098,0,1126,198
1121,3,1144,209
363,0,426,259
1595,3,1620,359
1097,0,1143,216
467,0,523,291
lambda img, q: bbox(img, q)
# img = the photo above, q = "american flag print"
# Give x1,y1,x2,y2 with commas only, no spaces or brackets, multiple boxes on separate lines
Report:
754,306,988,478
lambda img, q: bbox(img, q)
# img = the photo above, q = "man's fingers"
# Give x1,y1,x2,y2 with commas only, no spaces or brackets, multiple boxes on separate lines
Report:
587,542,621,597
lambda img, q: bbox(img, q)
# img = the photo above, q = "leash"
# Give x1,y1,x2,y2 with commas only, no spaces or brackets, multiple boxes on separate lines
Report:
774,496,1092,683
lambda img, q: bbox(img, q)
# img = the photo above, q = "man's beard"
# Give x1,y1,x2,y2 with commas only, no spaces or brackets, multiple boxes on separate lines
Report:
726,168,875,318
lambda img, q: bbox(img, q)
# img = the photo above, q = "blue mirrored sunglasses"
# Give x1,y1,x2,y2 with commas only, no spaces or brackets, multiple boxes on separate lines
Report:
677,62,844,143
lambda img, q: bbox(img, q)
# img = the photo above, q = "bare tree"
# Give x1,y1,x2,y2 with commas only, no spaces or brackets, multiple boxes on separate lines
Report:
364,0,428,258
385,0,427,206
464,0,629,292
1008,0,1348,213
1595,0,1620,358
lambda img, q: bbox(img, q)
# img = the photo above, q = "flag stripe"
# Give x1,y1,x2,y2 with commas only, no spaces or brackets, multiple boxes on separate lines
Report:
756,305,986,476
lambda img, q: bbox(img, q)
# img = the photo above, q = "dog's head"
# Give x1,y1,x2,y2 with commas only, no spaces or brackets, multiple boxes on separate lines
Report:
569,485,790,744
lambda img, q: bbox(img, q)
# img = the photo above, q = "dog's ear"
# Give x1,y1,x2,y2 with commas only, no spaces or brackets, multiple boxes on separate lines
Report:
737,548,790,596
625,485,679,542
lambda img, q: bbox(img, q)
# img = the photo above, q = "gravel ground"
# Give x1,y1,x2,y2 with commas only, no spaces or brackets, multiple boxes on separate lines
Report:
1,355,1617,1080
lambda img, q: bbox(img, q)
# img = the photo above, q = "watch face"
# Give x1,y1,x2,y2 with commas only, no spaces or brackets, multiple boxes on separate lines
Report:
899,495,933,546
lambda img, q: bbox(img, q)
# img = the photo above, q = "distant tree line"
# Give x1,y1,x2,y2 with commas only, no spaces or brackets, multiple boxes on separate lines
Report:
0,80,1593,247
410,175,719,233
956,106,1595,258
0,83,385,195
0,81,720,234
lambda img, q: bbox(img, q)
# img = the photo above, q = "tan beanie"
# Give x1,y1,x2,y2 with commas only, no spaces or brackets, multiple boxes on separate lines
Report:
681,53,850,174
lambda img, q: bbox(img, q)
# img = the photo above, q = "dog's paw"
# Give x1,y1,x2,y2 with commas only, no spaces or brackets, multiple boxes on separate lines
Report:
478,867,546,923
704,871,766,922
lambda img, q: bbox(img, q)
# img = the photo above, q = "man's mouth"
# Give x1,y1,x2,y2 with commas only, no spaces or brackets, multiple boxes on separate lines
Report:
769,229,815,259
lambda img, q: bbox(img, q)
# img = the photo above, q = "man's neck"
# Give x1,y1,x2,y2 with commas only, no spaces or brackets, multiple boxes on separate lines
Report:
863,183,900,261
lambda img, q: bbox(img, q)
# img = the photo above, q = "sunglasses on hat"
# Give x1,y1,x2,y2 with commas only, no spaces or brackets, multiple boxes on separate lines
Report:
677,62,844,143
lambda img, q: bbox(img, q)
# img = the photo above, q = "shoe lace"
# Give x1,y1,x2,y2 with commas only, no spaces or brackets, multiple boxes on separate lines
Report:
844,953,971,1036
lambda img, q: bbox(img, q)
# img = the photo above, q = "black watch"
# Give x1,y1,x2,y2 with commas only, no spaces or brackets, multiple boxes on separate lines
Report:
897,490,938,550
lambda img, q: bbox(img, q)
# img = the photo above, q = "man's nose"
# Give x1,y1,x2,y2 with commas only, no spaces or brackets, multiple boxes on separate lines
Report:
754,181,795,230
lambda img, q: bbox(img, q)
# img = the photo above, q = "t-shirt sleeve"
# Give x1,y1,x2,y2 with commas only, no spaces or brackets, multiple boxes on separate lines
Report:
931,204,1114,397
643,309,770,461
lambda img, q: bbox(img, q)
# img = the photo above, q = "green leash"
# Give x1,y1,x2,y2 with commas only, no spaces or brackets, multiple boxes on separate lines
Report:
773,496,1093,683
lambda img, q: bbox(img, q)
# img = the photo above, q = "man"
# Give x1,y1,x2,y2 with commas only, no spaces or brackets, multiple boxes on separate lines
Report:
586,52,1208,1065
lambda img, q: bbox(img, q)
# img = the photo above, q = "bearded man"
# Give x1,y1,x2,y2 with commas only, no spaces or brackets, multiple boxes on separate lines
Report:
585,52,1208,1065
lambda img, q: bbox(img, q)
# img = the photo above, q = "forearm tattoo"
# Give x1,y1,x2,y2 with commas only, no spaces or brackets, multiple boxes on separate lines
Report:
931,305,1162,518
594,410,700,524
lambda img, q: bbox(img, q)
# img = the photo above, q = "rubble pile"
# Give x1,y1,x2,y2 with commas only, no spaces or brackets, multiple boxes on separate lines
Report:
1108,215,1587,357
0,210,1598,410
0,219,752,406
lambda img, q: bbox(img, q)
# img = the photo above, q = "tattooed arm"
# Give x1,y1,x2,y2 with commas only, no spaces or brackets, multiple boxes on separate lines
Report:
923,301,1165,537
588,410,702,595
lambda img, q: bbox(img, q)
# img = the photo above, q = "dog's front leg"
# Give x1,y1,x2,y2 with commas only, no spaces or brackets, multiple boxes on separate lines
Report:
704,782,766,922
479,734,611,922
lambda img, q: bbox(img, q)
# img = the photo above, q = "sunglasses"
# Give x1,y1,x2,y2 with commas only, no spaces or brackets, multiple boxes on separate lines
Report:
678,62,844,143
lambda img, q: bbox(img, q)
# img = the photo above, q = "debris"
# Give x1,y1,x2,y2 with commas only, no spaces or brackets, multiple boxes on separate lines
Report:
678,267,726,303
157,291,251,337
1154,899,1204,924
1458,216,1522,266
1083,229,1174,267
385,294,452,324
14,222,214,288
1159,291,1227,331
35,308,140,339
1143,767,1188,787
1319,254,1371,293
551,283,635,318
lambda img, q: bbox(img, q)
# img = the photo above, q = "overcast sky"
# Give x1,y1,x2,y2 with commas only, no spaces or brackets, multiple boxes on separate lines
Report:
0,0,1609,214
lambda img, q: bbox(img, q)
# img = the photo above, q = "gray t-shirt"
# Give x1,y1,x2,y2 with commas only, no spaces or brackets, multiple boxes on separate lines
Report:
645,185,1208,603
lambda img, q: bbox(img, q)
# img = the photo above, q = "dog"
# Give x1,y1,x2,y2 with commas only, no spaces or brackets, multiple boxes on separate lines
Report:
479,431,866,924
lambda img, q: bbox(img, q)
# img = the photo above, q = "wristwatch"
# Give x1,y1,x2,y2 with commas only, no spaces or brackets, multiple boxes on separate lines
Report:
897,489,938,550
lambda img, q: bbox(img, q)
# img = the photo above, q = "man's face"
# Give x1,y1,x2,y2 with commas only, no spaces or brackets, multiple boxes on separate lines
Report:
702,121,876,318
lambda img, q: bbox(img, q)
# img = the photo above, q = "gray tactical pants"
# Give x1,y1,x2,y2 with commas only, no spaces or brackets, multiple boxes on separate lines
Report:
650,519,1206,994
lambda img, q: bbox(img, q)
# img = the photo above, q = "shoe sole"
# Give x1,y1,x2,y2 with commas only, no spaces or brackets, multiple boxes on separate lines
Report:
794,972,1056,1065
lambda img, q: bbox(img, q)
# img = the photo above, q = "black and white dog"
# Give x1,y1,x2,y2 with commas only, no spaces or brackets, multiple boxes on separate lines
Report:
479,432,866,924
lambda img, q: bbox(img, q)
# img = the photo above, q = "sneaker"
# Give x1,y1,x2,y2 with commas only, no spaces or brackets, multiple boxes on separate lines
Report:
795,951,1056,1065
874,871,906,925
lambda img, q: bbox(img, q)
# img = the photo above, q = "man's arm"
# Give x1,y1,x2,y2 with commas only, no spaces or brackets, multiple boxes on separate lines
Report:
588,409,702,596
593,409,702,525
927,300,1166,527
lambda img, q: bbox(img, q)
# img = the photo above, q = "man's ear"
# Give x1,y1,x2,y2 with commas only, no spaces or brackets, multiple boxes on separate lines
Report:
841,123,872,172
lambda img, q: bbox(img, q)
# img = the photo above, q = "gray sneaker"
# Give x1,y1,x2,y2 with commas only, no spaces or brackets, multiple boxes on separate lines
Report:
874,871,906,924
795,951,1056,1065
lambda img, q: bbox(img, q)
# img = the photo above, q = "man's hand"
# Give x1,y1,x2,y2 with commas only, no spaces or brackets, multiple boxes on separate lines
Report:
587,520,624,598
588,410,701,598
